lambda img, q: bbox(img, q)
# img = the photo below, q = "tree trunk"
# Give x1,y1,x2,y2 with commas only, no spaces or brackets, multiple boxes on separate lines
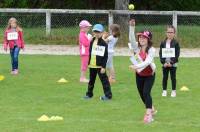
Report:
114,0,129,46
115,0,129,32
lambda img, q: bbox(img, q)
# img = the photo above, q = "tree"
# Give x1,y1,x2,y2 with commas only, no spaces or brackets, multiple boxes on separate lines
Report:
115,0,129,31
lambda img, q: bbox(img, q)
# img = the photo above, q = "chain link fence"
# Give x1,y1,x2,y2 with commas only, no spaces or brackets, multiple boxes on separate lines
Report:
0,9,200,48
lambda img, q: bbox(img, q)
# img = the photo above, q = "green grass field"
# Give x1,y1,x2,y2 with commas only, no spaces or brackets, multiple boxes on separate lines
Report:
1,25,200,47
0,55,200,132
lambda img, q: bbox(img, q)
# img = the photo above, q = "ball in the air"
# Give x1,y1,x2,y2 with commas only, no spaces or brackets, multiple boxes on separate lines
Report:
128,4,135,10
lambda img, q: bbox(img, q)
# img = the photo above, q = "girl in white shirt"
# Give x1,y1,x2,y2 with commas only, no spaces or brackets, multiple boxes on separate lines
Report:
159,25,180,97
103,24,120,83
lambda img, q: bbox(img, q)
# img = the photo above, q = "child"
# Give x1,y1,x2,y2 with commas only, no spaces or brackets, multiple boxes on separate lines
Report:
79,20,92,83
103,24,120,83
159,25,180,97
3,17,25,75
129,19,156,123
84,24,112,101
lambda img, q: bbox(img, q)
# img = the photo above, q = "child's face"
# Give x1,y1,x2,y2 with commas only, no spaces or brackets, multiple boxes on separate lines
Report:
166,28,175,40
139,35,148,46
110,27,116,36
81,26,90,32
93,31,102,38
10,21,17,28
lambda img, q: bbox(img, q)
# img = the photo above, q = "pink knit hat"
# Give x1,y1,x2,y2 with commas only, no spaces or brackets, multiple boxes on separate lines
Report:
79,20,92,28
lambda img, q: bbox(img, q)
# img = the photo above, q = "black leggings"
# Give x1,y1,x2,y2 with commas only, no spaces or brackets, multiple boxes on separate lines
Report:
162,67,177,90
136,73,155,109
86,68,112,99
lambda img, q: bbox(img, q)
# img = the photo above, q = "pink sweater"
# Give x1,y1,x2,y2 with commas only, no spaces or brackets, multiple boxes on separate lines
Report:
3,29,25,49
79,31,91,56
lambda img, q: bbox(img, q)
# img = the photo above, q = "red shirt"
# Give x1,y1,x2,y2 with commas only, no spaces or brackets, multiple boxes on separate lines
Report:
3,29,25,49
138,51,153,76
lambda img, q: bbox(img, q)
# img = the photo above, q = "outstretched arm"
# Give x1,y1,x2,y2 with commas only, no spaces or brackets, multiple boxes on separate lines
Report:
129,19,138,53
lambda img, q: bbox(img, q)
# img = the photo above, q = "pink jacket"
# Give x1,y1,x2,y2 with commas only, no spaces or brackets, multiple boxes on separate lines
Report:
3,29,25,49
79,31,91,56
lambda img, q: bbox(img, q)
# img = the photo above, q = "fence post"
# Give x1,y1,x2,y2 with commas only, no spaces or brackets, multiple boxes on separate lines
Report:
46,11,51,36
108,11,113,33
173,11,178,34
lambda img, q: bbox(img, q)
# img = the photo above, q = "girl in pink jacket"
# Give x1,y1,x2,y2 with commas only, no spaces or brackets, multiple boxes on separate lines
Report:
3,17,25,75
79,20,92,83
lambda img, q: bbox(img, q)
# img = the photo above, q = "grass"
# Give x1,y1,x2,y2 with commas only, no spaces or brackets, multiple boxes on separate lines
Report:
1,25,200,47
0,55,200,132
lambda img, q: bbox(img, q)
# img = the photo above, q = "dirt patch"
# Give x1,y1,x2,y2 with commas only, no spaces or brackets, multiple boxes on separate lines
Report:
1,44,200,57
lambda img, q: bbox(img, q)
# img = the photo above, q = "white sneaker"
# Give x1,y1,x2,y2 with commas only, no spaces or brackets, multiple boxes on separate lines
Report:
162,90,167,97
80,78,89,83
143,114,154,124
171,90,176,97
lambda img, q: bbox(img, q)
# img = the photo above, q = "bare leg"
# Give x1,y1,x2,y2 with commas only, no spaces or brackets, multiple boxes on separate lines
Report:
80,71,89,83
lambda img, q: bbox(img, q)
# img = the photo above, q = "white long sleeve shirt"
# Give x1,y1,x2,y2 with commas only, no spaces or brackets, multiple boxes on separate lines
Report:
129,26,156,73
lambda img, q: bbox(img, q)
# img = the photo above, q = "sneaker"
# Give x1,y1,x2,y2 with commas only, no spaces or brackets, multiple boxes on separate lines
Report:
143,114,154,124
83,95,92,100
100,95,111,101
80,78,89,83
13,69,18,75
171,90,176,97
162,90,167,97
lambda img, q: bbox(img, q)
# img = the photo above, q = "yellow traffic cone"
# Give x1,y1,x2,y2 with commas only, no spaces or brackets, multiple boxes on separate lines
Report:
180,86,189,91
0,75,5,81
49,116,64,121
57,78,68,83
37,115,50,121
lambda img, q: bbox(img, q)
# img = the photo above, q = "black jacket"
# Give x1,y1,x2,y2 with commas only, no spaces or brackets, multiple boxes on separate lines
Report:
88,37,108,68
159,39,180,64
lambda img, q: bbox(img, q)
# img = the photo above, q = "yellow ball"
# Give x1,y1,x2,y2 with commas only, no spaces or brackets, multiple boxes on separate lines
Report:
128,4,135,10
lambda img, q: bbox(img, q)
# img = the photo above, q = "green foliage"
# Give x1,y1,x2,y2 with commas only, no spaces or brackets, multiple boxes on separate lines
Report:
1,0,200,10
0,0,115,9
1,0,28,8
132,0,200,11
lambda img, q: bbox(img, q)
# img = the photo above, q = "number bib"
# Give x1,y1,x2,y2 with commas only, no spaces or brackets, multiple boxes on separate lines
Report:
91,45,105,56
81,45,86,54
162,48,175,58
7,32,18,40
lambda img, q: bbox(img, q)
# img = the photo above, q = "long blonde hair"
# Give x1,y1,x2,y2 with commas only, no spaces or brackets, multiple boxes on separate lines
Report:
6,17,22,32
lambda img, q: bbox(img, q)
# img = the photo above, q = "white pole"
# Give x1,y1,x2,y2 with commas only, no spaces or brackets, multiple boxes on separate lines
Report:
108,11,113,33
46,11,51,36
173,11,178,34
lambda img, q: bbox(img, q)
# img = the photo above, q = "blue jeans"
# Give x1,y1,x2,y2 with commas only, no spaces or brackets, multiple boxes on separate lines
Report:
10,46,20,71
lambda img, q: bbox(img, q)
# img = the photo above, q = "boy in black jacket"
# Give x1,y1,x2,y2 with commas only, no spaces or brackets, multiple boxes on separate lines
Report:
159,25,180,97
84,24,112,100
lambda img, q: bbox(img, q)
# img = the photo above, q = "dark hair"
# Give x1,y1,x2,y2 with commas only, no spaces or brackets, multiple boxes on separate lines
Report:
145,40,153,53
167,25,176,33
137,30,153,53
110,24,120,37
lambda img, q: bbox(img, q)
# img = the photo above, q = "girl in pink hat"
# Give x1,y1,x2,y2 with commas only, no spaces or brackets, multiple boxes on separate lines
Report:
79,20,92,83
129,19,157,124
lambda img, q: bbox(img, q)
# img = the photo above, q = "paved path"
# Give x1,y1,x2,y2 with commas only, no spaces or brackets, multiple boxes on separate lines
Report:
0,45,200,57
